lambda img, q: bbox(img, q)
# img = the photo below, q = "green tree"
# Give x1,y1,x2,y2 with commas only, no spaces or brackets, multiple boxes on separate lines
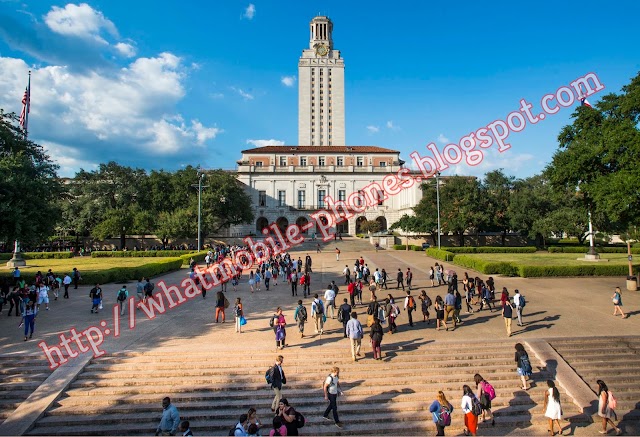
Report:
439,176,485,246
199,170,254,238
0,111,63,247
359,220,381,234
390,182,439,245
508,175,555,246
482,169,514,246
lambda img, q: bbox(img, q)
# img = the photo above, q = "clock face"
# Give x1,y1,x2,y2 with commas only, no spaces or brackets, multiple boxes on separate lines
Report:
315,44,328,56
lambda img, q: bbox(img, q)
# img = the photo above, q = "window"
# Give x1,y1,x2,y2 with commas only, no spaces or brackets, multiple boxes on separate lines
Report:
337,156,343,166
298,190,305,208
258,191,267,207
300,157,307,166
318,189,326,208
279,157,286,166
356,157,364,167
356,190,363,206
278,190,286,207
379,161,386,167
255,161,263,167
377,190,384,206
338,189,346,201
319,156,325,166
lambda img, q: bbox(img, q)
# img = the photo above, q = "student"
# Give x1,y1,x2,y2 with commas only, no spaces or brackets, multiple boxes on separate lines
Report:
502,296,513,337
612,287,628,318
322,367,344,428
596,380,622,435
515,343,532,390
234,298,244,333
293,300,307,338
429,391,453,436
460,385,478,436
474,374,495,426
543,380,563,436
21,300,37,341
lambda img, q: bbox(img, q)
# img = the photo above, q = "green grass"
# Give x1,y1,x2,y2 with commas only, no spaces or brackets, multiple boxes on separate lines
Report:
462,252,635,266
9,257,173,274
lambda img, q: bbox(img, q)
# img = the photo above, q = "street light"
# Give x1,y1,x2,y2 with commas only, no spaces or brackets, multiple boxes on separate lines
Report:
192,171,209,251
436,172,441,250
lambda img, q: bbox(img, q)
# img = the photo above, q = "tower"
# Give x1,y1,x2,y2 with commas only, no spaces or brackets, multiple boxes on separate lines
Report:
298,16,345,146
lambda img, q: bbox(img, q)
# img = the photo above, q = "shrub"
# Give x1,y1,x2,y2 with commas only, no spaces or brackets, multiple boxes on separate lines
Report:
518,263,640,278
633,243,640,249
442,246,537,254
412,245,424,251
451,255,518,276
426,248,455,262
393,244,406,250
91,250,195,258
0,252,75,260
179,251,208,266
547,247,640,254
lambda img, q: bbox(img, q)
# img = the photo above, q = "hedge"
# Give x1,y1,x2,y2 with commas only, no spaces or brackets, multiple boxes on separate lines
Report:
0,252,75,260
548,246,640,254
425,248,455,262
518,263,640,278
412,245,425,251
179,251,208,266
91,250,196,258
15,258,184,285
442,246,537,254
451,255,519,276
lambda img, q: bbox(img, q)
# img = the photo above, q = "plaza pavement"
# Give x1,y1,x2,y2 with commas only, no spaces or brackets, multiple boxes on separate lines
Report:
0,241,638,435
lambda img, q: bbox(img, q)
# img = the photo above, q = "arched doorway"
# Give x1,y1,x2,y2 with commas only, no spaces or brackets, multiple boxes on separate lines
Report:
256,217,269,234
336,220,348,235
355,216,367,234
276,217,289,233
375,216,387,232
296,217,309,234
316,215,329,234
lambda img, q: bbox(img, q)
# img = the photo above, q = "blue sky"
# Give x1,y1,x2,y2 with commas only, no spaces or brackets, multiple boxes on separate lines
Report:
0,0,638,177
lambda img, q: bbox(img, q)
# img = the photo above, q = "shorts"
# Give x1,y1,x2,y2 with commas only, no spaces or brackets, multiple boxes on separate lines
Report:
38,296,49,304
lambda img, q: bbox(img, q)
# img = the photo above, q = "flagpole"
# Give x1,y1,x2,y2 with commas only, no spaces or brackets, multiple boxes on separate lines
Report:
24,70,31,138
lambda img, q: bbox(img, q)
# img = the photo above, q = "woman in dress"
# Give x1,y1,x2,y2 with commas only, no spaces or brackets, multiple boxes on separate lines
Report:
543,380,562,436
596,380,622,435
515,343,532,390
429,266,435,287
474,373,495,426
429,390,454,436
461,384,478,436
254,270,262,292
275,307,287,350
248,271,255,293
612,287,628,318
435,295,445,331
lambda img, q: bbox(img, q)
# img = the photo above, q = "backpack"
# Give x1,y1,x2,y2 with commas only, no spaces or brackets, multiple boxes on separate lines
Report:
117,288,127,302
519,295,526,308
144,282,154,293
228,425,243,436
437,404,452,427
483,381,496,400
337,307,345,323
391,303,401,317
299,306,308,322
408,296,416,309
608,391,618,409
299,276,305,285
294,411,306,428
519,354,533,373
315,300,324,314
471,395,483,416
269,314,277,328
272,430,281,436
265,366,274,385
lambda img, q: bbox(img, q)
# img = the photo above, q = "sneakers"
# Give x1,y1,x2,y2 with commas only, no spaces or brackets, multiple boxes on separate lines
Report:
322,416,332,422
335,422,343,429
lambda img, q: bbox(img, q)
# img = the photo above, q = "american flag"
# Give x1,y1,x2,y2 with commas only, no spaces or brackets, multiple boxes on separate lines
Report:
19,86,30,130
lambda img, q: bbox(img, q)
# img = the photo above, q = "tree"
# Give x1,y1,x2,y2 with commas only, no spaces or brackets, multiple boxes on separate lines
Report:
0,111,62,247
390,182,439,245
482,169,514,246
439,176,485,246
359,220,381,234
547,71,640,232
508,175,555,246
199,170,254,237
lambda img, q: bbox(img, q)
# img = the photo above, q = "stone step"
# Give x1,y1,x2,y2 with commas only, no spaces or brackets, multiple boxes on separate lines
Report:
0,390,33,400
0,381,40,392
0,367,52,375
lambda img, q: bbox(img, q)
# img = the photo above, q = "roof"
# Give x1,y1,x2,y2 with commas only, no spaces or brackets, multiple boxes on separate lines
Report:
241,145,399,154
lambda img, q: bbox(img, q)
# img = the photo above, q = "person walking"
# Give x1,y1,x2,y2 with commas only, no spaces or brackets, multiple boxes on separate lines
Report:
370,316,384,360
294,300,307,338
335,247,340,261
419,290,432,324
269,355,286,413
406,267,413,290
303,271,311,298
385,298,398,334
596,380,622,435
248,271,255,293
474,374,495,426
396,268,405,291
234,297,243,333
155,397,180,436
290,270,298,297
612,287,628,318
215,291,226,323
346,311,364,361
454,291,463,324
381,268,388,290
324,284,336,319
89,284,102,314
515,343,532,390
274,307,287,350
343,265,351,285
429,391,453,436
435,295,446,331
444,290,456,331
429,266,435,287
322,367,344,428
136,278,145,303
311,294,325,334
347,279,356,308
461,384,479,436
543,380,563,436
116,285,128,316
404,290,416,327
20,300,37,341
72,267,81,289
513,289,525,326
338,298,352,338
502,297,513,337
62,274,72,298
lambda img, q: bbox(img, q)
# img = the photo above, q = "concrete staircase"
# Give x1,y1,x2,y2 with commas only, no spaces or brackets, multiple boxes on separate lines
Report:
26,341,590,436
550,336,640,434
0,355,52,426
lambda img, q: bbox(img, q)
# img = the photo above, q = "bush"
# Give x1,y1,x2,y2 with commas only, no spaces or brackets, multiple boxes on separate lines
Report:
0,252,75,260
393,244,406,250
451,255,519,276
16,258,184,285
442,246,537,254
426,248,455,262
179,251,208,266
412,245,425,251
518,263,640,278
91,250,196,258
633,243,640,249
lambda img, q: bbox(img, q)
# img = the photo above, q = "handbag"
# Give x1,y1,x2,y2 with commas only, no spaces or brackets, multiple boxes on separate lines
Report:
224,297,230,309
240,316,247,326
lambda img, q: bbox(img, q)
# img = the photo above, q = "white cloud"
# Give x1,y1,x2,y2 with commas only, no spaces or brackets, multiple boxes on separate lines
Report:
231,86,254,100
44,3,118,44
246,139,285,148
192,120,222,145
210,92,224,99
386,120,399,130
437,133,449,144
281,75,296,87
243,3,256,20
115,42,136,57
366,125,380,134
41,140,99,177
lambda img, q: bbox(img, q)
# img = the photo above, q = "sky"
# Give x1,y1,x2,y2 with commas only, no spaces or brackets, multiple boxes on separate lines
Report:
0,0,639,178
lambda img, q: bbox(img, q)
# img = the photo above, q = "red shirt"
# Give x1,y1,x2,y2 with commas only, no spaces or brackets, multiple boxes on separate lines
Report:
347,282,355,295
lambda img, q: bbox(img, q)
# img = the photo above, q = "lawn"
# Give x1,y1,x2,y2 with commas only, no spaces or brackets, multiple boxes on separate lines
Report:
463,252,635,266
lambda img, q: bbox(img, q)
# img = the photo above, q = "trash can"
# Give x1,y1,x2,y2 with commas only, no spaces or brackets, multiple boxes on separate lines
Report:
627,276,638,291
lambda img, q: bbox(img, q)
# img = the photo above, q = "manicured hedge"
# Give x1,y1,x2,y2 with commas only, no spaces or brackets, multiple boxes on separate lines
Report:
179,251,208,266
518,263,640,278
425,248,455,262
0,252,75,260
92,250,196,258
443,246,537,254
392,244,405,250
16,258,184,285
451,255,519,276
548,246,640,254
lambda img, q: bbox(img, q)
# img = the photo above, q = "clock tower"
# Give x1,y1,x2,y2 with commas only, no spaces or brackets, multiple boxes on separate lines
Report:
298,16,345,147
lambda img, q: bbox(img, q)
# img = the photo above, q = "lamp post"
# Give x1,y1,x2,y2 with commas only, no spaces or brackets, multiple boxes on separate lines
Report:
436,172,441,250
192,171,208,251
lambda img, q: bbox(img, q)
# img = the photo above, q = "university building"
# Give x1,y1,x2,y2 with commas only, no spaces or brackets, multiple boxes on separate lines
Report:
228,16,423,238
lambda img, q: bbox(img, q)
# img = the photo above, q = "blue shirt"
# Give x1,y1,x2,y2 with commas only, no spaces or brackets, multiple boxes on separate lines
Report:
345,318,363,339
444,293,456,306
157,404,180,434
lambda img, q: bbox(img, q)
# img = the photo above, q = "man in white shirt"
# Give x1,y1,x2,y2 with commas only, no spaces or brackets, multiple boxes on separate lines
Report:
63,274,72,299
37,284,50,311
343,265,350,285
513,289,524,326
322,367,344,428
324,285,336,319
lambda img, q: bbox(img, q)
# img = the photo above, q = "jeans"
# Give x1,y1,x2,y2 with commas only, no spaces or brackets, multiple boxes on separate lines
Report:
407,308,414,326
516,306,523,325
265,278,270,290
324,393,339,423
372,339,381,359
291,282,297,296
23,314,35,337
